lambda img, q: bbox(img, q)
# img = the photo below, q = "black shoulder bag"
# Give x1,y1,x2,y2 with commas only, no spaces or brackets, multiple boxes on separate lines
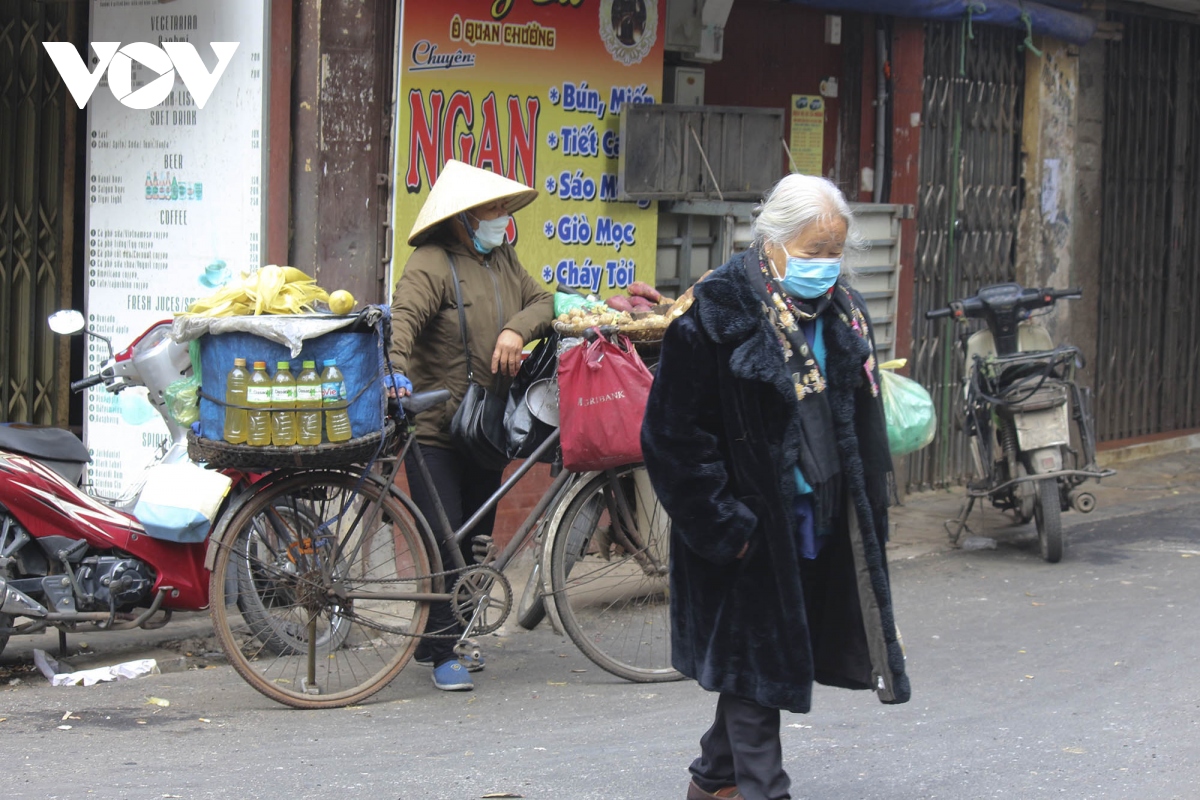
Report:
504,331,559,460
446,255,512,472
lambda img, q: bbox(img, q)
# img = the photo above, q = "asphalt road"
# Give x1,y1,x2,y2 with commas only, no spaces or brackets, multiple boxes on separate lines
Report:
3,495,1198,800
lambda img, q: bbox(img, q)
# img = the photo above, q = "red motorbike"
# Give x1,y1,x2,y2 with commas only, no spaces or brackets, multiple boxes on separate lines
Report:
0,310,252,655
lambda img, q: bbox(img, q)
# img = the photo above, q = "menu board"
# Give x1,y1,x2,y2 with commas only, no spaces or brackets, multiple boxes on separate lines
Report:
392,0,665,296
84,0,266,497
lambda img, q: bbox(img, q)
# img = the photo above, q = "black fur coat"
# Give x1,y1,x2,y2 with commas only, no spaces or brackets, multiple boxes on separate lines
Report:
640,252,911,713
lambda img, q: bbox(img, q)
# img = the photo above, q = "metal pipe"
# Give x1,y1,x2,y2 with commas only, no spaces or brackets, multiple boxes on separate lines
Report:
489,468,574,573
874,27,888,203
453,429,562,547
966,467,1117,498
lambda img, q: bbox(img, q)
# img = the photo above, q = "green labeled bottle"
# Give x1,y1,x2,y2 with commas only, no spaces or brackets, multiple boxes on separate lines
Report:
271,361,297,446
321,359,352,442
246,361,272,446
223,357,250,444
296,360,323,445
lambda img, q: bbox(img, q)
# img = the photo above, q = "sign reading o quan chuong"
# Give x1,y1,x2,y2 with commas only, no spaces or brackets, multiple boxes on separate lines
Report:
391,0,664,298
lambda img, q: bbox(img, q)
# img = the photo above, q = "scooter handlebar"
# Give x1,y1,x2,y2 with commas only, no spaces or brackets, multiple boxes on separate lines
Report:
925,307,952,320
70,374,105,392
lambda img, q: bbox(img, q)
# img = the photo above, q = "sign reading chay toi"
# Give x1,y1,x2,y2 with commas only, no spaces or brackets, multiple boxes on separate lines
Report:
43,42,239,110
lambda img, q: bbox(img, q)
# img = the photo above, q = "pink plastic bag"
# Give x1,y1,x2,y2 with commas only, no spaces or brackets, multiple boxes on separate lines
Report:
558,334,653,472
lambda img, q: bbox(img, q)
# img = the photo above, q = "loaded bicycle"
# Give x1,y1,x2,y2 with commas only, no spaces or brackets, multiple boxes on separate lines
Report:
200,327,678,708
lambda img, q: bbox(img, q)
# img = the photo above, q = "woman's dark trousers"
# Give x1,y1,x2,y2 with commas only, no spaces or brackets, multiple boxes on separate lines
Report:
404,445,502,665
690,692,791,800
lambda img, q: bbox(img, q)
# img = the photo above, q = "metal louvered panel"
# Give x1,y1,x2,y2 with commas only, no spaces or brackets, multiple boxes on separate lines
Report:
906,22,1026,491
1097,14,1200,442
0,0,71,425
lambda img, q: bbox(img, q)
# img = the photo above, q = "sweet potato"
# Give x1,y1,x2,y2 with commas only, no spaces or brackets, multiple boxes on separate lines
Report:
628,295,655,310
627,281,662,303
606,295,635,313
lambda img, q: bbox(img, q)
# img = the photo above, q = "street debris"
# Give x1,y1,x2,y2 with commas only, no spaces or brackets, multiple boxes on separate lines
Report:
33,649,160,687
481,793,524,798
146,696,170,707
960,536,998,551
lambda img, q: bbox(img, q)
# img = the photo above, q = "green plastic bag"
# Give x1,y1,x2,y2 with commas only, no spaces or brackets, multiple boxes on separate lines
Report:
880,367,936,456
163,340,202,427
554,292,589,317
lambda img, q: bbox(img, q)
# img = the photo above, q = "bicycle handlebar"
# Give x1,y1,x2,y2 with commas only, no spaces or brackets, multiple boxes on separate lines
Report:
582,325,620,342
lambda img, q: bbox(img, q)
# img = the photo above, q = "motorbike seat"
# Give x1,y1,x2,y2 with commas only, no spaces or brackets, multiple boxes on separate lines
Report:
0,424,90,484
0,424,90,463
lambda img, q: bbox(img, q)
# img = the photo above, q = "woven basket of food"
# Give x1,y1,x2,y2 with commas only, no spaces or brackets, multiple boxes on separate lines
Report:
552,279,700,346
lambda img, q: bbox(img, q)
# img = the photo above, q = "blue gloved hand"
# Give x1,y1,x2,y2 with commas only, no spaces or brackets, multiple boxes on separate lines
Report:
383,372,413,395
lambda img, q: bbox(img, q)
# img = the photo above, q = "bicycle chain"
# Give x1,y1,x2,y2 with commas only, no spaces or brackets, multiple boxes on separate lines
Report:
334,563,512,640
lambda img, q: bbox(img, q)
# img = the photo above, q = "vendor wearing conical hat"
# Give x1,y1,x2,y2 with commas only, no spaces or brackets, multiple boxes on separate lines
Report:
388,160,552,691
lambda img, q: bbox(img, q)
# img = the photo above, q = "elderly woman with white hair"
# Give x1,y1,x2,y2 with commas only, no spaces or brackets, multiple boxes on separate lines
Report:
641,174,911,800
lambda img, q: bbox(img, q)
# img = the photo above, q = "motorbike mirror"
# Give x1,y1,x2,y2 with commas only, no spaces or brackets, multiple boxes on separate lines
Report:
47,309,86,335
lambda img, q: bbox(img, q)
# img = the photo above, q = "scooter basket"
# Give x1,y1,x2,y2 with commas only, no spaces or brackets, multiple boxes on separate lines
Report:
999,378,1070,413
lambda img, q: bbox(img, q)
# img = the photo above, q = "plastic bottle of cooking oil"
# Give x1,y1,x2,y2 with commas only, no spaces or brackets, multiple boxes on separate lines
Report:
321,359,352,443
246,361,272,446
296,360,323,445
271,361,297,446
223,357,249,444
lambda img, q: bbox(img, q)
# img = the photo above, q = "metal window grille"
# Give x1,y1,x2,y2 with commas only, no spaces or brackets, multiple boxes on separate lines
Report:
1096,14,1200,442
907,22,1027,491
0,0,74,425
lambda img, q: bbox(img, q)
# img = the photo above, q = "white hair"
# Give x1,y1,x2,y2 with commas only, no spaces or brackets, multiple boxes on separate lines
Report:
751,174,864,257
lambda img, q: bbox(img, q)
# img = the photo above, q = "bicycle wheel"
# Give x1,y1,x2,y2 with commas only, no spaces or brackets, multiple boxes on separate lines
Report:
210,470,434,708
548,465,681,682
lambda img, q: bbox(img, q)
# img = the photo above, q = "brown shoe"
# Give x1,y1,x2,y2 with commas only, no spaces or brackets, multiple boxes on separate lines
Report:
686,780,743,800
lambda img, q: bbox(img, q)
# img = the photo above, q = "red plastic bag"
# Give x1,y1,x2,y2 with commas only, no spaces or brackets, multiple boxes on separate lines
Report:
558,334,653,472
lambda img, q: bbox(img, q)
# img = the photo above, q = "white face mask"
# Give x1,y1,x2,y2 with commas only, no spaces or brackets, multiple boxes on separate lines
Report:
472,214,511,252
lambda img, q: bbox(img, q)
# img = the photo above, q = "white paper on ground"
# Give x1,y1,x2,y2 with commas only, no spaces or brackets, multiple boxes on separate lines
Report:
33,649,160,687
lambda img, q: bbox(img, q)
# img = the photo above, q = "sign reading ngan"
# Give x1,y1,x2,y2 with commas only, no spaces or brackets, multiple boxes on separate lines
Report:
392,0,664,297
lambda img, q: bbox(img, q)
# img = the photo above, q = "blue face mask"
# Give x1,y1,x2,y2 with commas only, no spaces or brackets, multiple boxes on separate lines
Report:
779,253,842,299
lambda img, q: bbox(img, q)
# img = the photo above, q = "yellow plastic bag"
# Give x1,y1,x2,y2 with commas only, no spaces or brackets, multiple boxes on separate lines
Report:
182,265,330,317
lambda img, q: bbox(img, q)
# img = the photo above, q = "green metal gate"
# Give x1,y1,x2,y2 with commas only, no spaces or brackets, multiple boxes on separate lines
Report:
1096,12,1200,442
0,0,77,425
907,22,1027,491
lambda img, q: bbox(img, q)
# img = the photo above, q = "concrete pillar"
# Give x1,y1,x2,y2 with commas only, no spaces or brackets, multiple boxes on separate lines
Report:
291,0,397,304
1015,38,1080,347
1071,39,1105,391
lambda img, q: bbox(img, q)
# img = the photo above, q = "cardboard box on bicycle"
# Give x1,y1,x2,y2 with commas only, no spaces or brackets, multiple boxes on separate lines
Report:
174,311,388,444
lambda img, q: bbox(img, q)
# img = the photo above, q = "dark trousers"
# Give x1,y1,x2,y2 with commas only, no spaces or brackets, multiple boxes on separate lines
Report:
404,445,503,665
690,693,791,800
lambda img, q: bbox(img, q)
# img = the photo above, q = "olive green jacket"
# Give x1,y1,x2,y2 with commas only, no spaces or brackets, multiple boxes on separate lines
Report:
388,236,553,449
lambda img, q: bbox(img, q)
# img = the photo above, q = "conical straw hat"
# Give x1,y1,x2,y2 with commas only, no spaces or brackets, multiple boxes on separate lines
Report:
408,160,538,245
